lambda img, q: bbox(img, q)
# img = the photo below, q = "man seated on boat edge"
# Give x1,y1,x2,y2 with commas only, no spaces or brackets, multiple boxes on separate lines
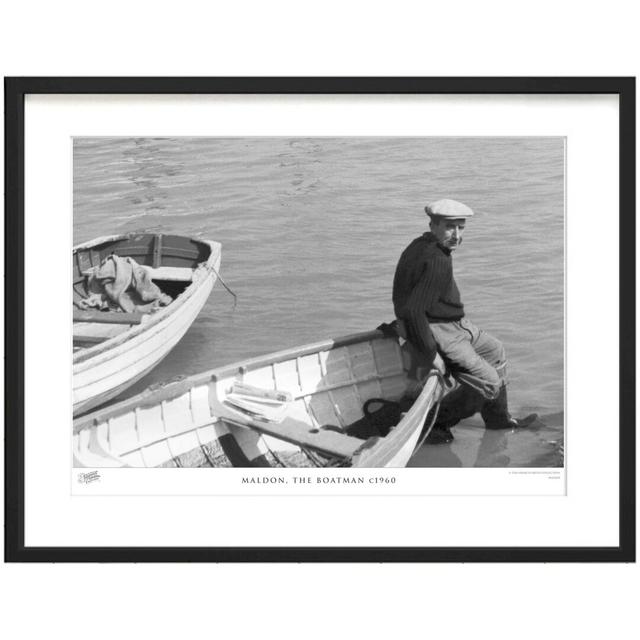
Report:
391,198,538,445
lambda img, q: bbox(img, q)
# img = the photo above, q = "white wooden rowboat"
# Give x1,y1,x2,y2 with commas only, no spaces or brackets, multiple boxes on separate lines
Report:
73,330,448,468
73,233,221,416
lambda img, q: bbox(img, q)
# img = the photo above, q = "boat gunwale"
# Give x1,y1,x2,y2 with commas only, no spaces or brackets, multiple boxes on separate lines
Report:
72,233,221,365
73,329,396,434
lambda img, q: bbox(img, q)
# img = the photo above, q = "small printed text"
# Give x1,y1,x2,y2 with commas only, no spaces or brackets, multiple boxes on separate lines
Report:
240,475,396,485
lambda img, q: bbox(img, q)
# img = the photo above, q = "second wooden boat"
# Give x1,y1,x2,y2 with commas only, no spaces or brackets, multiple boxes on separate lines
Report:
73,330,448,468
73,232,221,416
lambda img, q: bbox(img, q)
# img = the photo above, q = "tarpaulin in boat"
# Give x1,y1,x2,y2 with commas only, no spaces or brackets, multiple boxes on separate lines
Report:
76,254,172,313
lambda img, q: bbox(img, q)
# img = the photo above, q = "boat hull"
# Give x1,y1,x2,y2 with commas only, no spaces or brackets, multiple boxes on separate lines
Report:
74,331,446,468
72,234,221,415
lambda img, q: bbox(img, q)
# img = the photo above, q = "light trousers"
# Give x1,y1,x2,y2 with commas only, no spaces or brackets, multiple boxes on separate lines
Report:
429,318,506,400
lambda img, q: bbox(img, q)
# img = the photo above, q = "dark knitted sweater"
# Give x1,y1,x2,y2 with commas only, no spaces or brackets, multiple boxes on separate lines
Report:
392,232,464,358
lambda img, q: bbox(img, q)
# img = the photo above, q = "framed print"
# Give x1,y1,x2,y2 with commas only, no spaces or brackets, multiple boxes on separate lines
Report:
4,77,635,562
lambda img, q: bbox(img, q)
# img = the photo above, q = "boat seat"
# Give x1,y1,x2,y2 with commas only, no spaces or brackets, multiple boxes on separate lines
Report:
73,310,143,348
143,266,194,282
82,265,194,282
73,310,145,325
73,334,111,346
73,321,132,346
218,393,365,460
229,411,365,460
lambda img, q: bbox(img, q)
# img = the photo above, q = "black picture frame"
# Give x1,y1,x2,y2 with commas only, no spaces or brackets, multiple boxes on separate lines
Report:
4,76,635,563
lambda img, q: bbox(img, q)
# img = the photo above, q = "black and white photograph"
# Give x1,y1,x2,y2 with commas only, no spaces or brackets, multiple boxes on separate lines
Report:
0,0,640,640
6,76,633,564
2,3,638,639
72,136,564,471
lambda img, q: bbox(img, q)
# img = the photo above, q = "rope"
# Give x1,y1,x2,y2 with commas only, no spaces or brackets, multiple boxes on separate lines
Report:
299,446,350,468
323,454,352,468
258,436,341,468
298,446,322,467
210,263,238,310
200,443,218,468
261,439,288,468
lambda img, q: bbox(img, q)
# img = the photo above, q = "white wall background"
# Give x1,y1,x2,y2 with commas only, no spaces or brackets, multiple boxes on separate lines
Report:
1,2,638,639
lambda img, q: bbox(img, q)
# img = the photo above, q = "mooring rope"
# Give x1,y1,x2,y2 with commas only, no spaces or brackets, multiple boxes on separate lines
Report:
210,263,238,310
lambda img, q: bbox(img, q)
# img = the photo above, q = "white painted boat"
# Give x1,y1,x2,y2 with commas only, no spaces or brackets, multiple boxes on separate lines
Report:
73,233,221,416
73,330,448,468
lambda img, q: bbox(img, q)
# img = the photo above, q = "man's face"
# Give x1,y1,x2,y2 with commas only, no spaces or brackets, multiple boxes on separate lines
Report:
431,217,466,251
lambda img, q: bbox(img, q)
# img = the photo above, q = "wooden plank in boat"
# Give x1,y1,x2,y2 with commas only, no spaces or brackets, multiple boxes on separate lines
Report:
73,334,110,346
226,412,364,459
80,265,194,281
144,266,194,281
73,310,145,325
73,323,129,344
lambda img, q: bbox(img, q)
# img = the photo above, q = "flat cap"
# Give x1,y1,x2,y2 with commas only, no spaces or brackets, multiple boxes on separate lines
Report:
425,198,474,218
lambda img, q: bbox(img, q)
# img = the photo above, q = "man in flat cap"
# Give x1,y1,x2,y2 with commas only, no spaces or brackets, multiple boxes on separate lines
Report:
392,198,537,444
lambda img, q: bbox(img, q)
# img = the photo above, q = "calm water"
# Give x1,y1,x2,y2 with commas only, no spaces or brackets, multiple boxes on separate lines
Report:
74,137,565,467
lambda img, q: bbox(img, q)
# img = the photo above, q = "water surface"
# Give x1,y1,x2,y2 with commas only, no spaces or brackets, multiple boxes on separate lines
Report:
74,137,564,467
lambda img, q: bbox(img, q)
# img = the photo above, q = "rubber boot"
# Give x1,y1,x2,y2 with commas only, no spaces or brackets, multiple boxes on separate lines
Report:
481,384,538,430
424,384,484,444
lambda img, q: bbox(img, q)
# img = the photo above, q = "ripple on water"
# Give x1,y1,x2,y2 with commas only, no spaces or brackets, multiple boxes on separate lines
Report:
74,136,565,468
